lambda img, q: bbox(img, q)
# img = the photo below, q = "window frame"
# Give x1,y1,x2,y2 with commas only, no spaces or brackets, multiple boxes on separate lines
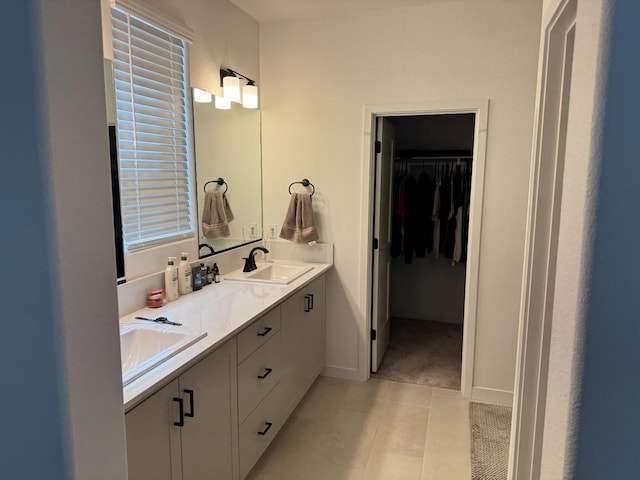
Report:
109,0,197,281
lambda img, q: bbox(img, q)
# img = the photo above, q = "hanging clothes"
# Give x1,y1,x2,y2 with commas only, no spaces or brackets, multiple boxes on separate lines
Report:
390,171,404,258
438,171,452,257
460,165,472,263
453,168,466,263
414,171,435,257
390,157,472,266
402,174,418,264
432,178,441,259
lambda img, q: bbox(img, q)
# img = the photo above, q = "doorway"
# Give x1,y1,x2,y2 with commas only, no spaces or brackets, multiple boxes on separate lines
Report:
362,100,489,397
371,113,475,390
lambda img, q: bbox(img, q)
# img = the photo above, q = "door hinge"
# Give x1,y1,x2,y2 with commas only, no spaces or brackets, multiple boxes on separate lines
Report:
371,329,377,341
375,140,381,154
373,238,379,250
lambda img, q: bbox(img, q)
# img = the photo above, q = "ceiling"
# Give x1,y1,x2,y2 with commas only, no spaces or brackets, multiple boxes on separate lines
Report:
229,0,459,23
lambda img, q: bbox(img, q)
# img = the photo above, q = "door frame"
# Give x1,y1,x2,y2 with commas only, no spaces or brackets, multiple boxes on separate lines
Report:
509,0,577,477
360,99,489,396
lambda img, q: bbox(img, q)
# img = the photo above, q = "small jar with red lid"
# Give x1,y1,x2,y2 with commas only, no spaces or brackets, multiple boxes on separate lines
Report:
146,289,165,308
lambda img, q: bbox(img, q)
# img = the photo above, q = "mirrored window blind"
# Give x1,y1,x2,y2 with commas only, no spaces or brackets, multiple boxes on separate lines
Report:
111,7,193,252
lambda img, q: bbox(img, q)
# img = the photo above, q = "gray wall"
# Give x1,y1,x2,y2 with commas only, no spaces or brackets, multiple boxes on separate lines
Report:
1,0,127,478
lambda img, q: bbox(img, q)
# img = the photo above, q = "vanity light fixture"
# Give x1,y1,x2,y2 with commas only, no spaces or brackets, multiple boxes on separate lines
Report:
193,87,213,103
214,95,231,110
220,68,259,108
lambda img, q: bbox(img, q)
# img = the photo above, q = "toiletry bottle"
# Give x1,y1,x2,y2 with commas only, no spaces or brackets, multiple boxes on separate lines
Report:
191,264,203,291
200,263,210,286
213,262,220,283
178,252,193,295
206,265,213,285
165,257,179,301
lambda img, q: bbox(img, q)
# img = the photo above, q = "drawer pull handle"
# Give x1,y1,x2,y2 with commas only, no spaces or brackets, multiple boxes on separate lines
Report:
257,327,272,337
257,368,273,380
184,389,195,418
258,422,273,436
173,397,184,427
304,294,311,313
309,293,314,310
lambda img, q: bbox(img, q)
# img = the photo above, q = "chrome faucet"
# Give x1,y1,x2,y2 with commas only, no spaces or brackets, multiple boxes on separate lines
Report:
243,246,269,272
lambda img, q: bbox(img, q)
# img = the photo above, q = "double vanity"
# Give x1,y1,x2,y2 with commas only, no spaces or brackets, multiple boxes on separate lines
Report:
120,257,331,480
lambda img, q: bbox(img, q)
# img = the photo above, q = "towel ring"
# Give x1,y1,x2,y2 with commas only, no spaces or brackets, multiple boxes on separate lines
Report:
288,178,315,197
204,177,228,194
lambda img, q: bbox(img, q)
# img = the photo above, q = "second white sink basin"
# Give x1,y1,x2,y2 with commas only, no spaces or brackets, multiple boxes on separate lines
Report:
225,262,313,285
120,323,207,386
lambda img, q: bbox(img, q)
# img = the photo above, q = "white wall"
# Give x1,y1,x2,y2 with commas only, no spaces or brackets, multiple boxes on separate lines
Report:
391,256,466,324
260,0,541,391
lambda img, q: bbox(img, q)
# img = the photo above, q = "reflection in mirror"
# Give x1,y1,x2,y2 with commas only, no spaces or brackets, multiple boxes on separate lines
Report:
104,59,126,282
193,93,262,257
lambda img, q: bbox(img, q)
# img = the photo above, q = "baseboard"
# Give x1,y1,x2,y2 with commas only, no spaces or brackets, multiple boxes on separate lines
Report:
472,387,513,405
322,365,366,382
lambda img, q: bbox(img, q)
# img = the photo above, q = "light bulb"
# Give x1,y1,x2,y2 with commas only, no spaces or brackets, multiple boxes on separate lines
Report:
242,84,258,109
223,75,241,102
193,88,212,103
215,95,231,109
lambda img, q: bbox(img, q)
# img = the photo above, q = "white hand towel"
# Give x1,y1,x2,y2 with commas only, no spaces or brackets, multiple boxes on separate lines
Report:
279,193,319,243
202,191,234,239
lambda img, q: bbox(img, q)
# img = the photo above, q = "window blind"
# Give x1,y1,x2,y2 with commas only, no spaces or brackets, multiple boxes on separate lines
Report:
111,7,194,252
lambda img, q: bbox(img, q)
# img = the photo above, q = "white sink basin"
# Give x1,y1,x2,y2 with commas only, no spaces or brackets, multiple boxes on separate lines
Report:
120,323,207,386
225,263,313,285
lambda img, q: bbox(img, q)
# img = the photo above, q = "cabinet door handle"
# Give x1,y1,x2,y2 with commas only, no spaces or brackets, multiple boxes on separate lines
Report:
257,326,272,337
184,389,195,418
173,397,184,427
257,422,273,436
309,293,314,310
304,294,311,313
257,367,273,379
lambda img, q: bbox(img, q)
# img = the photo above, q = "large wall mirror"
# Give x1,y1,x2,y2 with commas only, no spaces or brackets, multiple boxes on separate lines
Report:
192,92,263,257
104,58,263,276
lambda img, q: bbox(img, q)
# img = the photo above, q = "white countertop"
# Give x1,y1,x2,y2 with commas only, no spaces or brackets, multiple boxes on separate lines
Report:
120,260,332,411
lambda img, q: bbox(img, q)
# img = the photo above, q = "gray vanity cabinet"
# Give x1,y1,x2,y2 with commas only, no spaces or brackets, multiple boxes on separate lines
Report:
125,338,238,480
279,275,326,419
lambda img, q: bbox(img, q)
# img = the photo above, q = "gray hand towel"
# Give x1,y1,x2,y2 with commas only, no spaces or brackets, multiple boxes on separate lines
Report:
202,191,235,239
279,193,319,243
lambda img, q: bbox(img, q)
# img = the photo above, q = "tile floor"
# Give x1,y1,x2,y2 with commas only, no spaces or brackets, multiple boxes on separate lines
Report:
247,376,471,480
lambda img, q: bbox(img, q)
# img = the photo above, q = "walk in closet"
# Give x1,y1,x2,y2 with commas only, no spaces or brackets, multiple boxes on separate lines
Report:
372,113,475,390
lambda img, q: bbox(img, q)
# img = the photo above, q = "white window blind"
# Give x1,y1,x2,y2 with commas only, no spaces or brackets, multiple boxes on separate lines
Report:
111,7,194,252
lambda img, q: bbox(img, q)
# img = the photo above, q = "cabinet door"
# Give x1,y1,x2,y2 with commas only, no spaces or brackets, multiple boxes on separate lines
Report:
279,289,308,419
305,275,326,385
180,339,239,480
126,380,183,480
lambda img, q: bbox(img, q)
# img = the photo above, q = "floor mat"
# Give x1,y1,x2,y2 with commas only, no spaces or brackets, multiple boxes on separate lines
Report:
469,401,512,480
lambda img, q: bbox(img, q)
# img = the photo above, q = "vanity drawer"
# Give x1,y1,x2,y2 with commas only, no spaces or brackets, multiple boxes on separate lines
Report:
239,384,284,479
238,331,281,423
237,306,281,364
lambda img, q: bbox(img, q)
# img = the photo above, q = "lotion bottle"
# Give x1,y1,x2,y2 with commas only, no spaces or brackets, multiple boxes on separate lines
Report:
178,252,193,295
164,257,179,301
213,262,220,283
